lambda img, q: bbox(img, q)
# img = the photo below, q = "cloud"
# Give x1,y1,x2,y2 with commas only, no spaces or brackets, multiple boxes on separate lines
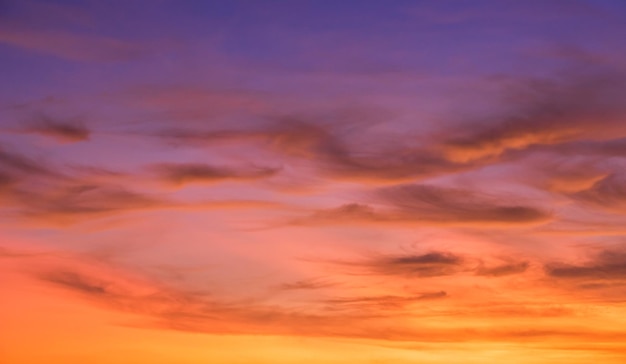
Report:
299,184,552,227
0,171,15,193
25,115,90,142
0,146,168,224
35,264,361,338
0,142,287,226
475,261,530,277
304,203,385,224
351,251,465,278
442,69,626,162
324,291,447,311
115,66,626,191
0,146,60,203
322,249,530,281
117,85,269,122
151,118,480,184
260,120,468,184
542,136,626,158
527,157,610,194
546,248,626,280
151,162,279,187
0,147,55,176
571,173,626,213
278,279,335,291
42,270,109,295
117,69,626,193
0,26,147,61
0,245,49,259
0,147,286,228
28,251,622,344
379,184,551,225
0,147,60,216
12,183,167,225
33,262,467,342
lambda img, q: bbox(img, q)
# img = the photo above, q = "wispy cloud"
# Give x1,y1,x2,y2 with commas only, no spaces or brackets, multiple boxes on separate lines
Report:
0,147,55,176
475,261,530,277
25,114,91,142
42,270,110,295
378,184,551,225
571,173,626,213
16,184,165,224
151,162,279,187
36,262,619,343
277,278,335,291
546,248,626,281
323,291,447,311
346,251,465,278
147,117,483,184
442,69,626,162
0,27,147,62
298,184,551,227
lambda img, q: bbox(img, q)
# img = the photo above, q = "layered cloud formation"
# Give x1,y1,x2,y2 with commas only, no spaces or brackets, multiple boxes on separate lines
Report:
2,1,626,363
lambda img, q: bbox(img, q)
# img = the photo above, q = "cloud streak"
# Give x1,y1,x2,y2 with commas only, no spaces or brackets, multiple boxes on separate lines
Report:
0,26,147,62
571,173,626,214
546,248,626,281
26,116,91,142
442,69,626,162
151,163,279,187
337,251,466,278
298,184,552,227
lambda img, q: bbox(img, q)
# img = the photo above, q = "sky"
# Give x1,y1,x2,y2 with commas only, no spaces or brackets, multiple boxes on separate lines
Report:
1,0,626,363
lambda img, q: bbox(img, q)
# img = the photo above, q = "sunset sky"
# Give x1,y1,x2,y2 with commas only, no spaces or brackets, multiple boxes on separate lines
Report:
2,1,626,363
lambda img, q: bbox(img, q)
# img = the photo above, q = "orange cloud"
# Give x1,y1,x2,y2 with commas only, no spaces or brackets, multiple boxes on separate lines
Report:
571,173,626,213
442,70,626,162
